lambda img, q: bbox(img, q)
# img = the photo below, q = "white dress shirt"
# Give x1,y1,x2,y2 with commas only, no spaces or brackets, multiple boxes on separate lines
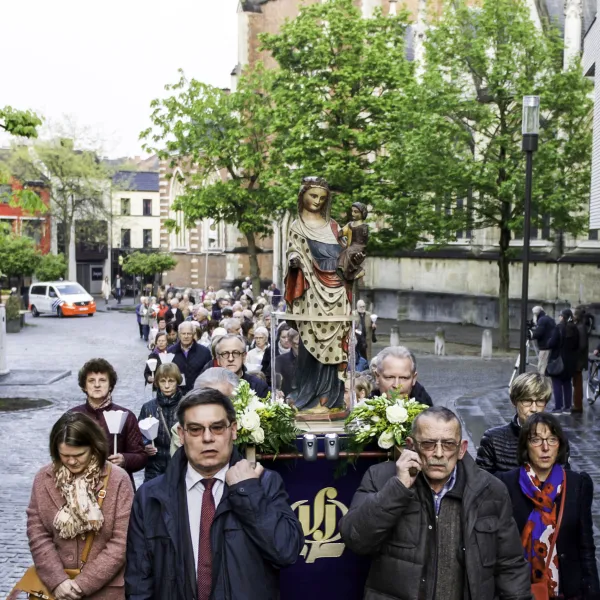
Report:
186,463,229,572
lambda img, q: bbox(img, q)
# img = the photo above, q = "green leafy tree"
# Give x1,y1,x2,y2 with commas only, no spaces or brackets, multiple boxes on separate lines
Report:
399,0,593,349
141,67,282,296
260,0,419,225
0,235,40,286
122,252,177,298
10,138,110,279
0,106,42,138
35,253,67,281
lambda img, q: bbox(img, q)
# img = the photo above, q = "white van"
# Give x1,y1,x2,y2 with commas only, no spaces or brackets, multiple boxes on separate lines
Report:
28,281,96,318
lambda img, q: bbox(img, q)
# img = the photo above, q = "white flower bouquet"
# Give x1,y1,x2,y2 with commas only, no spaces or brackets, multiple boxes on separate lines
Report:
345,391,429,453
232,380,300,456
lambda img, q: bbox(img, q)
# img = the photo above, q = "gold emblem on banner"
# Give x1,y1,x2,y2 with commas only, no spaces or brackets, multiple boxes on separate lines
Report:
291,487,348,563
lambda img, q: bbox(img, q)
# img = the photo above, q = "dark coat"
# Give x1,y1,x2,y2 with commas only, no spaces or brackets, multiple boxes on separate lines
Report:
477,414,571,475
496,468,600,600
548,321,580,380
168,341,212,394
531,312,556,350
165,308,184,329
275,351,297,398
576,320,590,372
70,401,148,483
339,453,532,600
412,381,433,407
242,369,269,399
125,447,304,600
261,345,283,386
138,390,182,482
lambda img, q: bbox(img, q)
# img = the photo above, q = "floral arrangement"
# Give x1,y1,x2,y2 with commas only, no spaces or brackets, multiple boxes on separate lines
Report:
345,391,430,453
232,380,301,456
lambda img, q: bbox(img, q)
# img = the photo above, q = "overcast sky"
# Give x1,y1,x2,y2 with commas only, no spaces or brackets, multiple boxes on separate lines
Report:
0,0,239,158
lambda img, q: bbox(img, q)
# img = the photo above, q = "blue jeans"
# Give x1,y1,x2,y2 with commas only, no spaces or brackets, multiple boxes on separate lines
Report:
142,324,150,341
552,377,573,410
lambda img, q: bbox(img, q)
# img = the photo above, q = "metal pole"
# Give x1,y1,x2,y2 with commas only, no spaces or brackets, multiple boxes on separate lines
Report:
519,136,537,374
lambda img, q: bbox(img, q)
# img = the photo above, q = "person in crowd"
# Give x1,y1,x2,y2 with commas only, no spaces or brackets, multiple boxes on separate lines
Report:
344,376,372,409
476,371,566,473
221,306,234,320
139,297,153,343
199,319,219,348
355,299,377,361
261,323,291,385
211,297,226,322
125,388,304,600
24,412,133,600
373,346,433,406
242,308,254,324
241,320,254,348
169,367,241,455
547,308,579,413
144,332,169,386
70,359,147,486
215,334,269,398
135,297,145,340
165,322,178,346
148,315,167,349
573,306,589,413
222,317,242,336
166,282,176,297
169,321,212,394
138,363,183,482
180,294,191,319
115,274,122,305
339,406,532,600
246,326,269,372
269,282,281,307
101,275,111,306
531,305,556,375
165,298,184,329
496,413,600,600
276,328,300,400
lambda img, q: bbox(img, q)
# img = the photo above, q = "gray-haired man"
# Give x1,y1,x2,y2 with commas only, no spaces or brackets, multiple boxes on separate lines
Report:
339,406,532,600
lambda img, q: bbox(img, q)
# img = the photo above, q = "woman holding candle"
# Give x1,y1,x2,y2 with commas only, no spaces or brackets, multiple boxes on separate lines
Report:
144,332,169,386
15,412,133,600
137,363,183,482
70,358,147,487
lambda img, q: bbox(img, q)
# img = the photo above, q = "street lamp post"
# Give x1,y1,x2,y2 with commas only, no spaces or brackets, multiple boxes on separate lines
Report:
519,96,540,374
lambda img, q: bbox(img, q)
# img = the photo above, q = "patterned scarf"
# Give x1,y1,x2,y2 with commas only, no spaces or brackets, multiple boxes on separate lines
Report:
53,455,104,539
89,393,112,411
519,462,565,597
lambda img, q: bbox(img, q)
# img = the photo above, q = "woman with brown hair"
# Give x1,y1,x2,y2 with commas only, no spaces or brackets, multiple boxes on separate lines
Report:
70,358,147,486
19,412,133,600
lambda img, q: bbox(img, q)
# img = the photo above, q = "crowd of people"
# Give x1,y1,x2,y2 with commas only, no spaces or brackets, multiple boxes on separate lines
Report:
9,282,600,600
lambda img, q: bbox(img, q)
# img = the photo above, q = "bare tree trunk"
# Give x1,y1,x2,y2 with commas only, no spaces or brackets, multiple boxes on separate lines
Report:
246,231,261,298
498,225,511,351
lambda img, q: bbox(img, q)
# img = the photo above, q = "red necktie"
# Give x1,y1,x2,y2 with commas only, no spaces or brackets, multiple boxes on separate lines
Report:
197,478,216,600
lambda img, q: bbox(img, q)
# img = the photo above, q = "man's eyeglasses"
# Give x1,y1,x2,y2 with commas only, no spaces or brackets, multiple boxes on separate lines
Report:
414,439,461,453
519,400,548,408
184,423,232,437
217,351,244,359
529,436,560,447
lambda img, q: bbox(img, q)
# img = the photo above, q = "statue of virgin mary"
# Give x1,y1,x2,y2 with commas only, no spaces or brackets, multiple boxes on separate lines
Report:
284,177,351,410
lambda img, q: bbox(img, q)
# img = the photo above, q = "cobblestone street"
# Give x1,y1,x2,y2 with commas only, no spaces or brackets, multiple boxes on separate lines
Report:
1,313,600,595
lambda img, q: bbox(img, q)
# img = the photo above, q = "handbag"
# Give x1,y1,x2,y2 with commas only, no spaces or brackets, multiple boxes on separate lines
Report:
546,355,564,376
8,465,111,600
530,476,567,600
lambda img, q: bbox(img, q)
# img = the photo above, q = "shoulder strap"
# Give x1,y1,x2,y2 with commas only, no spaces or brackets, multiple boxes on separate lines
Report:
80,464,112,566
544,471,567,571
157,406,173,441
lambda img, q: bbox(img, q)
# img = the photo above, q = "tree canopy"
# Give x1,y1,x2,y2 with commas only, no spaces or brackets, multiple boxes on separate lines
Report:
122,252,177,278
35,253,67,282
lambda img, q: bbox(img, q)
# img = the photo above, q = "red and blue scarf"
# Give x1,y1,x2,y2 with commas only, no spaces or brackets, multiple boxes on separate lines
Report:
519,462,565,597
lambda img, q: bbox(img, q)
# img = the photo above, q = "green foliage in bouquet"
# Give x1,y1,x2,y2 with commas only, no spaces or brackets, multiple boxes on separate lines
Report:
345,391,429,455
232,380,301,457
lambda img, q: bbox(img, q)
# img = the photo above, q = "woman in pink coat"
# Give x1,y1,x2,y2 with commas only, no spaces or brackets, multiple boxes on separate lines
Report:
26,412,133,600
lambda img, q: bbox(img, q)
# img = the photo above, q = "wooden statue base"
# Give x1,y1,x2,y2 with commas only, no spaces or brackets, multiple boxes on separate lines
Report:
295,409,348,422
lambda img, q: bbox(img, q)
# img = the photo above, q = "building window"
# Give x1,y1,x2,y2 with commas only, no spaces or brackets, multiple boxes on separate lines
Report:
21,220,43,246
589,229,599,241
0,184,12,204
143,229,152,248
121,198,130,216
121,228,131,248
143,199,152,216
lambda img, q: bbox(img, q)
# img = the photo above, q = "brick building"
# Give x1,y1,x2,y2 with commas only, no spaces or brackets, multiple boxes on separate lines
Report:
0,179,51,254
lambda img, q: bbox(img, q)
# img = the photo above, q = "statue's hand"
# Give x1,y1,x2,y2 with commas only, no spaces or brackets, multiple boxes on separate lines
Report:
289,256,301,269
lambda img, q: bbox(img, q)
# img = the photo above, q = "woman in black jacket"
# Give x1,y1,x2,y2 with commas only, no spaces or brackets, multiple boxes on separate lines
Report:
138,362,183,482
547,308,579,413
496,413,599,600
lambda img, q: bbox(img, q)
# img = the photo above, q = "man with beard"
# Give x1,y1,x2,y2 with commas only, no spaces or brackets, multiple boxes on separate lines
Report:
339,407,531,600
